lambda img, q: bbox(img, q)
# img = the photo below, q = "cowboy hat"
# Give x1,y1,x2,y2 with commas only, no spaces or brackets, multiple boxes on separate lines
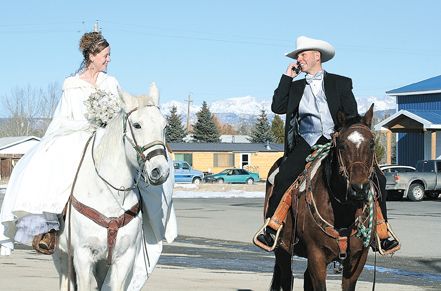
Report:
285,36,335,62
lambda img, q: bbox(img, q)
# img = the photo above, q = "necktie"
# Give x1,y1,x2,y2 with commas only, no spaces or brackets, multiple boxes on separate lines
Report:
306,71,324,84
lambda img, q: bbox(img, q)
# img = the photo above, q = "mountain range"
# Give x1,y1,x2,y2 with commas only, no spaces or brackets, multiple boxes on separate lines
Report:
160,95,397,126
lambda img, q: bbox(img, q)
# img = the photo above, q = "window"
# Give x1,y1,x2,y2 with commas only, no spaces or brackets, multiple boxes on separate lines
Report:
174,153,193,165
214,153,234,167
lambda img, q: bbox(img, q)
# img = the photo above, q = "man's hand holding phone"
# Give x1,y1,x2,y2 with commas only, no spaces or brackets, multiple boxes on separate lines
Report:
285,62,301,78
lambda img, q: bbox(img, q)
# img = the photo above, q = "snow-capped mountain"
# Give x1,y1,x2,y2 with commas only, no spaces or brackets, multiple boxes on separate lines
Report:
160,95,397,126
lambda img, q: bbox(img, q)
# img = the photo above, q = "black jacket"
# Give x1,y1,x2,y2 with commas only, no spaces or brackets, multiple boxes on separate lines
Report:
272,72,358,155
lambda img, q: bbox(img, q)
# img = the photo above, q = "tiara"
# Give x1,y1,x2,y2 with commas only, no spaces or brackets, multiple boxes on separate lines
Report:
84,38,107,53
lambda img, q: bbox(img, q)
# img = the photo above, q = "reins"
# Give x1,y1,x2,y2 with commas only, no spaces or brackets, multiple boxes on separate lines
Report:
90,107,167,192
64,105,167,289
304,138,375,259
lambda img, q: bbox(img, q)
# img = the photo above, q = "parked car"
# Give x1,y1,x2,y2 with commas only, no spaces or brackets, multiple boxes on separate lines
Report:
204,168,260,184
380,164,416,173
384,160,441,201
173,160,204,184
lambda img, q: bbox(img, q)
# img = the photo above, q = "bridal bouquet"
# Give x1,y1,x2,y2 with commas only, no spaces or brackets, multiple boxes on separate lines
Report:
84,89,121,128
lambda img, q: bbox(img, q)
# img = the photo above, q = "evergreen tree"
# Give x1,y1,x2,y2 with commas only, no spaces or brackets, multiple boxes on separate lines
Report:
165,105,186,143
271,114,285,144
248,109,274,143
192,101,221,143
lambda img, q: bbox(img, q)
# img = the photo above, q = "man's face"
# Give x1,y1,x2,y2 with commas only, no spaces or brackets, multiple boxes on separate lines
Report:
296,50,321,73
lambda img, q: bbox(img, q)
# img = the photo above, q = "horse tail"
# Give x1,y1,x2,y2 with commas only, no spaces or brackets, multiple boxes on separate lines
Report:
270,248,293,291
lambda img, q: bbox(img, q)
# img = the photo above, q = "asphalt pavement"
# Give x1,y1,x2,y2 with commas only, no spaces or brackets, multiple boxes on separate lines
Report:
1,185,440,290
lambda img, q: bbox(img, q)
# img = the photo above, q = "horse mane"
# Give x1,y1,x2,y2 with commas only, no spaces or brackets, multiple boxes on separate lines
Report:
94,111,125,164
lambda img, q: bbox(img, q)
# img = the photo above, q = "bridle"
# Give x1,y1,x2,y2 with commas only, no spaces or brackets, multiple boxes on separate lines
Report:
331,124,375,202
123,106,168,166
91,105,168,191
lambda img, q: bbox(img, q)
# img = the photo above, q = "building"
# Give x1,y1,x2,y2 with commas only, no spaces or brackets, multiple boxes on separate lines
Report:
0,136,40,180
375,75,441,166
168,142,284,179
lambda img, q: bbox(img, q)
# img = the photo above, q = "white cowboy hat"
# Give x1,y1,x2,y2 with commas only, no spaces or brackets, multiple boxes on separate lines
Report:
285,36,335,62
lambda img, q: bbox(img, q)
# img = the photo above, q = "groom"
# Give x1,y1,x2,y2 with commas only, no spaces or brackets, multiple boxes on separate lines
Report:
257,36,399,252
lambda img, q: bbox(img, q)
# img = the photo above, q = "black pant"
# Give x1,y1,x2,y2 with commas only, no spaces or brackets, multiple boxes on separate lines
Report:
266,136,389,221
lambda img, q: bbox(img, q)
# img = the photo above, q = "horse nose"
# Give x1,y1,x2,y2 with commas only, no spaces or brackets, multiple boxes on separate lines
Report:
350,183,370,200
151,168,161,180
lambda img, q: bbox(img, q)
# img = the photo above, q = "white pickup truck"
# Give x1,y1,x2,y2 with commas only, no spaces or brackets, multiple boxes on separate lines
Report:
385,160,441,201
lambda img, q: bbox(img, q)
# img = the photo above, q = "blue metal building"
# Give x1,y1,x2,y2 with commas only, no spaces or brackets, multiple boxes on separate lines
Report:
375,75,441,167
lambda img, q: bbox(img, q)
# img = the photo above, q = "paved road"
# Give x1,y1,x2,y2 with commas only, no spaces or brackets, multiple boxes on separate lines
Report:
171,197,441,289
1,187,440,290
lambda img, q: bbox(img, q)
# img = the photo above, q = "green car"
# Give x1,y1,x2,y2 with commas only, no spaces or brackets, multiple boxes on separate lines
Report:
204,168,260,184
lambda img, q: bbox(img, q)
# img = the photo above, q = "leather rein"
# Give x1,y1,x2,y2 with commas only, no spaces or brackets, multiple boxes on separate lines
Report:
303,125,375,260
68,106,167,265
92,106,168,192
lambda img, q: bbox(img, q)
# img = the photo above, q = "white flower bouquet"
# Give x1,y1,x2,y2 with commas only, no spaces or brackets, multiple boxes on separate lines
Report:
84,89,121,127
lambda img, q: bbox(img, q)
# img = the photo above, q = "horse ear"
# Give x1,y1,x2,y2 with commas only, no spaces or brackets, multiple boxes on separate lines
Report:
149,82,160,106
337,111,346,128
362,103,374,128
118,89,137,111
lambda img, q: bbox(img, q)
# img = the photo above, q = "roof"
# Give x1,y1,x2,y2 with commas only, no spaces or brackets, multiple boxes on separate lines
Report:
169,142,284,152
374,109,441,131
387,75,441,96
0,136,41,151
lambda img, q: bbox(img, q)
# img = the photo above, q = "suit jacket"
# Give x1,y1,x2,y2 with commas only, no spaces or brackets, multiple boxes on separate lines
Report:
272,72,358,155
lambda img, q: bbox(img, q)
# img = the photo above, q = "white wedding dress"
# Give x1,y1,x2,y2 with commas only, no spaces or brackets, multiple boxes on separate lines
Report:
0,73,177,286
0,73,117,251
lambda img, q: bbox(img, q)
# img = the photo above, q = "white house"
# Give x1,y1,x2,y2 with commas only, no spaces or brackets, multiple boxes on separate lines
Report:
0,136,40,180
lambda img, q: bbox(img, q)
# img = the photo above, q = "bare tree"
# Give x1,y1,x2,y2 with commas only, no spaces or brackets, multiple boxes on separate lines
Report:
1,83,60,137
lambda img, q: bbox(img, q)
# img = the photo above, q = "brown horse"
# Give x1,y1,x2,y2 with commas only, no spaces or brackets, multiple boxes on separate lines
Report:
269,105,378,291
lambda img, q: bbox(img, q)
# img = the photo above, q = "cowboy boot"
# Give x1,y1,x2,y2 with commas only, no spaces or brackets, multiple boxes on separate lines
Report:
32,229,58,255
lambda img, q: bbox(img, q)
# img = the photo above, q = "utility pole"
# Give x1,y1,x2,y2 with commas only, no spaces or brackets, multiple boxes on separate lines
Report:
93,20,100,32
185,93,193,132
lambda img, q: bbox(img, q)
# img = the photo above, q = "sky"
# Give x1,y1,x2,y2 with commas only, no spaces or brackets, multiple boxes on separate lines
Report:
1,0,441,116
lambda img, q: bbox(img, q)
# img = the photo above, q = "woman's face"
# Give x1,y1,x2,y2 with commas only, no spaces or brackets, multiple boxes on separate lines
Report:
90,46,111,72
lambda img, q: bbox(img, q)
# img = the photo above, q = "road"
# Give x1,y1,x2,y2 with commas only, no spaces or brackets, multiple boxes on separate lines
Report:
1,185,440,290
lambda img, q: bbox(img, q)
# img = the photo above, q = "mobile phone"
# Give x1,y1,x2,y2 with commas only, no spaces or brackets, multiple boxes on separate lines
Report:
292,62,301,74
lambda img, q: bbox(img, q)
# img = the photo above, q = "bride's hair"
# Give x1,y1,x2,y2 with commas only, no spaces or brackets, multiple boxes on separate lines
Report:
78,32,109,72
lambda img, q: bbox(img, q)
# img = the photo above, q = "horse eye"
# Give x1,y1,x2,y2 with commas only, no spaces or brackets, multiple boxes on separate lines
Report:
133,122,142,129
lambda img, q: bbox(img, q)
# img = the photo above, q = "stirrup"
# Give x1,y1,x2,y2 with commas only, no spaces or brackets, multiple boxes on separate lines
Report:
253,218,283,252
376,222,401,255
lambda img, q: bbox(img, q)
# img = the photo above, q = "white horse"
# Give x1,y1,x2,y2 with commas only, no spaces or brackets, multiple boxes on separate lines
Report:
53,87,170,291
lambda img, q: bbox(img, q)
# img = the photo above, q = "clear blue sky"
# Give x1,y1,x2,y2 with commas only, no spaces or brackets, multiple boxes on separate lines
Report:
1,0,440,114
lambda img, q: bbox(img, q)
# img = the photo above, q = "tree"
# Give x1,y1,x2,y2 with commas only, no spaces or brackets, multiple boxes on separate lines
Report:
271,114,285,144
212,115,237,135
374,133,386,163
1,83,60,137
192,101,220,143
248,109,274,143
165,105,187,142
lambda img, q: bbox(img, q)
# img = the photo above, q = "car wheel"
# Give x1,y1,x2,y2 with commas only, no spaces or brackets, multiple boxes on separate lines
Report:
217,178,224,184
193,177,201,185
407,183,425,201
246,178,254,185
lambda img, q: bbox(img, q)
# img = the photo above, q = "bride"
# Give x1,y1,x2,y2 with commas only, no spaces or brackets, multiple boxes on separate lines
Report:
0,31,176,285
